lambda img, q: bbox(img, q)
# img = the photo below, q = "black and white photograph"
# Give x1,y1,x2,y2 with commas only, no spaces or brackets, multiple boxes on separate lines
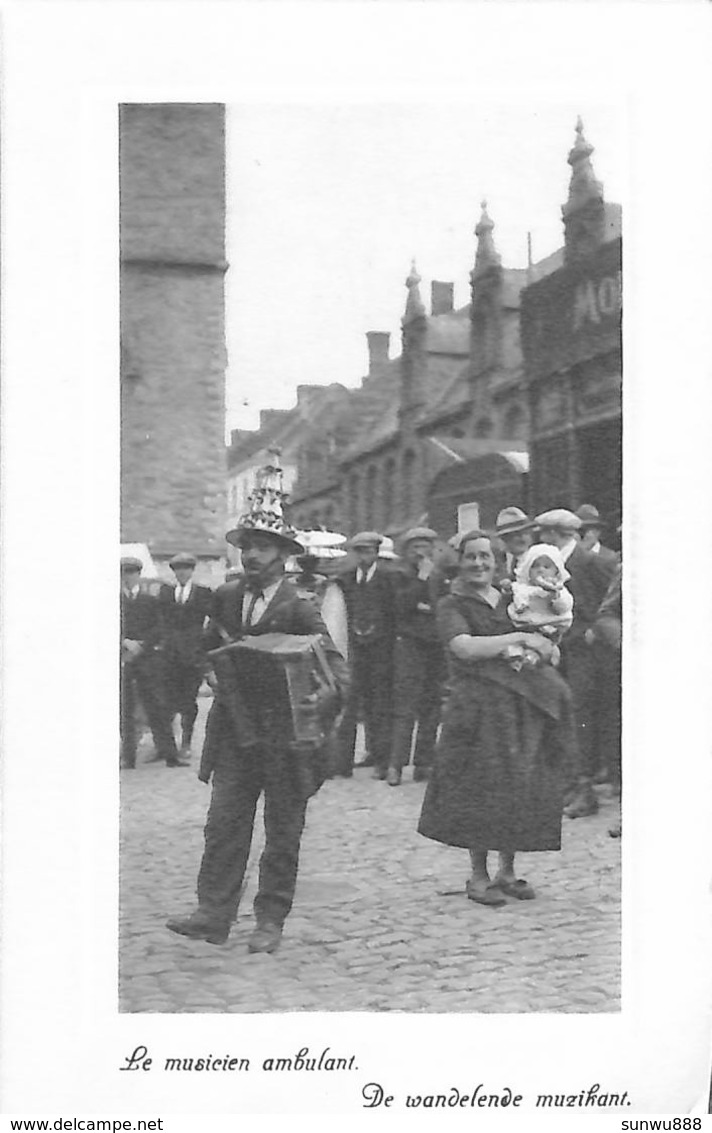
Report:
3,0,712,1120
119,102,623,1013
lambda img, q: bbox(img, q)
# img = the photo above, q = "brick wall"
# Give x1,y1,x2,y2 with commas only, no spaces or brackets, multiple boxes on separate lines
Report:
120,104,227,560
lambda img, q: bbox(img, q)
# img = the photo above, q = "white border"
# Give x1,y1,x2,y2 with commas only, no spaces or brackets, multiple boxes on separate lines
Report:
2,0,712,1118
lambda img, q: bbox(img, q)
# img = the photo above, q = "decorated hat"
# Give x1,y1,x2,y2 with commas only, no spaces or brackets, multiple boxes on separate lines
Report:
402,526,439,545
120,556,143,572
350,531,383,549
225,449,304,554
535,508,581,532
169,551,197,569
575,504,604,530
495,507,535,536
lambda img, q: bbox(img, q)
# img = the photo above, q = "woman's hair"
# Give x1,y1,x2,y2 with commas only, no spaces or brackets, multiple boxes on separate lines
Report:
456,529,491,558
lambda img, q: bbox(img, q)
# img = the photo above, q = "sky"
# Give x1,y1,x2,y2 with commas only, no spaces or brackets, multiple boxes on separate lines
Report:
224,101,625,436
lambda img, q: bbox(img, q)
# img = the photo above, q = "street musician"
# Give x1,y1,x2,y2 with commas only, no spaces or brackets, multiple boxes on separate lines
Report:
167,454,349,954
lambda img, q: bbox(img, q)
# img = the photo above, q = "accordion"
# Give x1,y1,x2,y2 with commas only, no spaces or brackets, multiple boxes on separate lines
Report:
207,632,341,749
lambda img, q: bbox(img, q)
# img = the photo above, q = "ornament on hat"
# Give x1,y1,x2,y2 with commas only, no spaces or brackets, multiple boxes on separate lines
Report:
227,448,303,551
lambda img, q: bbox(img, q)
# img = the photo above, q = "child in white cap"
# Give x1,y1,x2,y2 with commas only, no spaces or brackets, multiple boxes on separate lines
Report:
505,543,574,670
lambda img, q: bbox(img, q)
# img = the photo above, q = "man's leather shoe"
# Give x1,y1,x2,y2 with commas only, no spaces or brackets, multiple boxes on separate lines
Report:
167,757,191,767
166,911,229,945
564,788,599,819
413,766,430,782
386,766,401,786
247,921,282,954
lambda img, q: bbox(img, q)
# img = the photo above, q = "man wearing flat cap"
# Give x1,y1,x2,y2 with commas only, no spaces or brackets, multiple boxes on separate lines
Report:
158,553,213,761
120,556,181,768
535,508,612,818
334,531,395,779
494,506,536,584
388,527,445,786
167,455,349,955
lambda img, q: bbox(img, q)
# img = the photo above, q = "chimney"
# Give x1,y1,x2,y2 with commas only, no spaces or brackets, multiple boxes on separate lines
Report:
366,331,390,377
431,281,454,316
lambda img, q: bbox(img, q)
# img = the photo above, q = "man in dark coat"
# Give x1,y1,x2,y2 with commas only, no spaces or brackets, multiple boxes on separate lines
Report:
576,504,620,575
536,509,612,818
120,557,180,768
158,552,213,759
333,531,395,779
167,466,349,955
387,527,445,786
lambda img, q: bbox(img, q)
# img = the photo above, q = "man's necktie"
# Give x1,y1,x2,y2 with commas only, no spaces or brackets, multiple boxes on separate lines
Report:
244,589,263,626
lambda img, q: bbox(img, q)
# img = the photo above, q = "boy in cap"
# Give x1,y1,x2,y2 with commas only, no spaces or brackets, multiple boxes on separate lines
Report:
120,557,180,768
166,454,348,954
388,527,445,785
334,532,395,779
158,553,213,759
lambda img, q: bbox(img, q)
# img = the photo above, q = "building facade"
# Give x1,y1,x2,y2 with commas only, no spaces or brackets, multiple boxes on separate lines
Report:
520,119,622,539
120,103,228,582
233,119,621,546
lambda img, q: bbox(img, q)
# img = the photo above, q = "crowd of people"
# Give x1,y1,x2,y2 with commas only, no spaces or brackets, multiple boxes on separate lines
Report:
121,465,622,954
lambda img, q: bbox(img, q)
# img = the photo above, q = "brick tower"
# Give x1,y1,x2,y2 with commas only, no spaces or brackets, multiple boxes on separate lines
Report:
120,103,228,579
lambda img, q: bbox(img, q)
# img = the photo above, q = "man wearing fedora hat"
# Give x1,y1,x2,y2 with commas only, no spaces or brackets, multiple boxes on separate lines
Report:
166,457,348,954
120,556,181,769
334,531,395,779
158,552,213,761
388,527,445,786
494,507,536,583
576,504,619,573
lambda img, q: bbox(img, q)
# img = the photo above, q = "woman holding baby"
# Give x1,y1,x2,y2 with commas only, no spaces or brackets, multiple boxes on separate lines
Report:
417,530,577,905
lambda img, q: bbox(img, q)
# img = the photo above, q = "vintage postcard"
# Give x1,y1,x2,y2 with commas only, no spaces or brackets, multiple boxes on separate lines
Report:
1,0,712,1123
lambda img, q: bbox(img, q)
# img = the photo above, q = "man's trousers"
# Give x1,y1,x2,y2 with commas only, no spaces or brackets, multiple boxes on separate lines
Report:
390,636,444,771
335,641,392,774
120,653,178,766
196,739,309,929
162,656,203,745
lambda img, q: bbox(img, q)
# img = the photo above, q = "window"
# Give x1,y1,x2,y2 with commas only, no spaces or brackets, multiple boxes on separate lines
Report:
457,501,480,533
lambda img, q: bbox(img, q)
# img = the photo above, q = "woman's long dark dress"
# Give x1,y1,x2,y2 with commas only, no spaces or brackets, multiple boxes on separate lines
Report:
417,588,576,852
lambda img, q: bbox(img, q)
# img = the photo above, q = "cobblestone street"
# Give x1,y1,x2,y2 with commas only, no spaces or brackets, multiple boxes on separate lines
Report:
120,699,620,1014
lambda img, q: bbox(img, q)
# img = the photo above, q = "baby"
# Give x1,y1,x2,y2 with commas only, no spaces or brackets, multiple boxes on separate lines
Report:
504,543,574,670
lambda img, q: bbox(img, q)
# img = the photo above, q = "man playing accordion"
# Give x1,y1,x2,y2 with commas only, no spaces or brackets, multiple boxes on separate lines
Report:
167,454,349,954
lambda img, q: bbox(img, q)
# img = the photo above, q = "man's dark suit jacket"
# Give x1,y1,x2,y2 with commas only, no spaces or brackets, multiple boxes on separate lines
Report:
335,563,395,648
200,576,349,782
564,544,612,647
159,582,213,666
121,582,163,650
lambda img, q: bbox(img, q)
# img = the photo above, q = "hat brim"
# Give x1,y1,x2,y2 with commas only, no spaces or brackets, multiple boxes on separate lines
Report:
226,526,304,555
495,522,536,537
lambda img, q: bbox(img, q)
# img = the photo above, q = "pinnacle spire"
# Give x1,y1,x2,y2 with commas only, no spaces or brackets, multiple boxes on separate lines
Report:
402,258,426,324
473,199,501,277
563,116,604,217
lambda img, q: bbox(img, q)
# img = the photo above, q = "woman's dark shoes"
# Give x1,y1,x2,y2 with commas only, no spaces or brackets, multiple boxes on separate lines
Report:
608,819,622,838
564,787,599,819
465,879,507,907
494,877,536,900
247,921,283,954
166,910,230,945
386,766,402,786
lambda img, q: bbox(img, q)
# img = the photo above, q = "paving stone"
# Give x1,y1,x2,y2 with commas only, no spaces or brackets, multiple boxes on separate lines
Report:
120,700,621,1014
